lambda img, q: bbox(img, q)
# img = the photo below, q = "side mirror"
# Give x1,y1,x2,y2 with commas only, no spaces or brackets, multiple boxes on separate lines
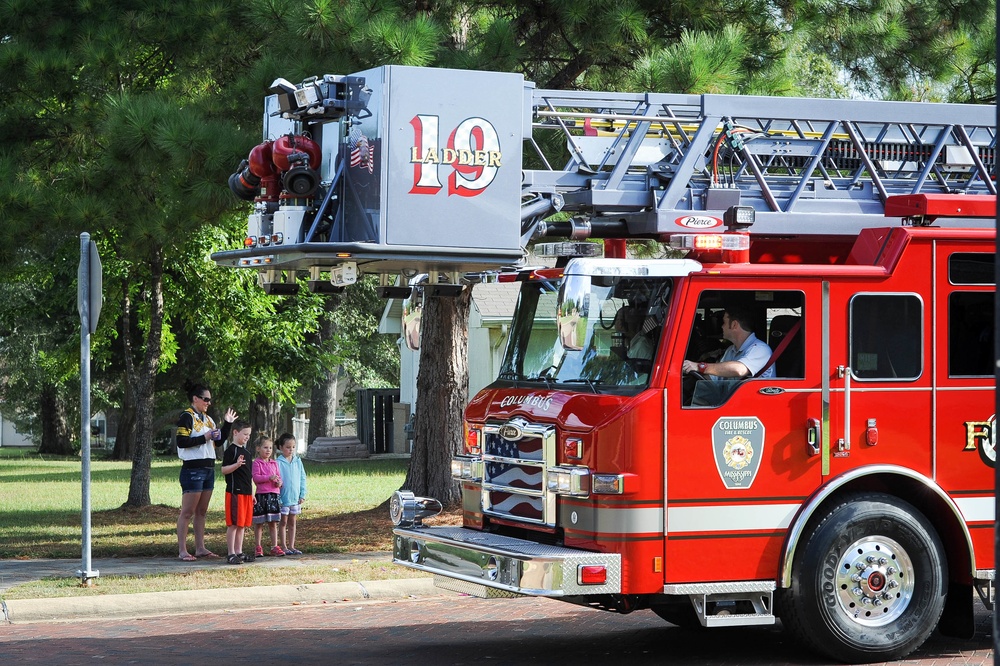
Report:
557,276,590,351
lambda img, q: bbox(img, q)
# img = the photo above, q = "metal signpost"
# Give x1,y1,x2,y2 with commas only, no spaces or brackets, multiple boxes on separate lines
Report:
77,232,102,585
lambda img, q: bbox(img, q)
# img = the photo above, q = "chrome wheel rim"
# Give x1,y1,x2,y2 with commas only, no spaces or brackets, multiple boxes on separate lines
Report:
834,535,915,626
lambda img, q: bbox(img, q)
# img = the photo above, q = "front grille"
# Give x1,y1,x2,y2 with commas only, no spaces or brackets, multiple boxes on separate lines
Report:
481,418,556,526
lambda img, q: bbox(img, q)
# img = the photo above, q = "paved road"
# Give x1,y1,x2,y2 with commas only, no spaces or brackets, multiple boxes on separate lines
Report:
1,593,992,665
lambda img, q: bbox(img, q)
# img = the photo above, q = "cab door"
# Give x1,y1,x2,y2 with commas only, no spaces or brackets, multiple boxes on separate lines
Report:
824,231,934,481
663,281,824,584
827,289,932,478
931,244,995,568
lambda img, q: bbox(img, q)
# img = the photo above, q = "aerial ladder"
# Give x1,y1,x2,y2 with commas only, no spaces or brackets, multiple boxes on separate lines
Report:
213,65,995,287
213,66,998,664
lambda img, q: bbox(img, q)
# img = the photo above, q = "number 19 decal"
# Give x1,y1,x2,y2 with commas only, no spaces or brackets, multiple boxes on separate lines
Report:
410,115,503,197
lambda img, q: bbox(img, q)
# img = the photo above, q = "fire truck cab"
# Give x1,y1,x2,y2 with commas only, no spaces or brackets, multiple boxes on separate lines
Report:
214,65,996,664
395,216,996,663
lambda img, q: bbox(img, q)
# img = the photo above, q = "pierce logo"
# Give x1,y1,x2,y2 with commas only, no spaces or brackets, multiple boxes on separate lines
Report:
676,215,722,229
498,423,524,441
410,115,502,197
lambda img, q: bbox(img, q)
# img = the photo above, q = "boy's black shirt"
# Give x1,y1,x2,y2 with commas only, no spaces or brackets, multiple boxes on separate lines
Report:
222,444,253,494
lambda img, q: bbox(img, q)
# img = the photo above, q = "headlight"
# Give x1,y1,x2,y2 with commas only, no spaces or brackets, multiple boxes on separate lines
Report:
451,455,482,481
546,466,590,497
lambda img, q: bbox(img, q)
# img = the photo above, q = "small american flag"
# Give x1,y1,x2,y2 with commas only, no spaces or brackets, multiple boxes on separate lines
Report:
349,129,374,174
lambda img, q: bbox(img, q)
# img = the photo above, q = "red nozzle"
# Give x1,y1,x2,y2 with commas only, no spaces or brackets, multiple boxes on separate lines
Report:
272,134,321,172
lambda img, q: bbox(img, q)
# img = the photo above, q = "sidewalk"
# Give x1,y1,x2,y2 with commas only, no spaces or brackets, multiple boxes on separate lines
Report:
0,552,446,624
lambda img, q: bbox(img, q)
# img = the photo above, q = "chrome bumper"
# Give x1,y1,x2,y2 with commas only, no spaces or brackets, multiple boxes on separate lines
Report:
393,525,621,597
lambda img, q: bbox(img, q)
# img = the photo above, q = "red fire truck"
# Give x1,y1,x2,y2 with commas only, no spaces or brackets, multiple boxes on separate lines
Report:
214,66,996,663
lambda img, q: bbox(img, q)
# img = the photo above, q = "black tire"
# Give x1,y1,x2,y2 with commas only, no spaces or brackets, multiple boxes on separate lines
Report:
781,492,947,663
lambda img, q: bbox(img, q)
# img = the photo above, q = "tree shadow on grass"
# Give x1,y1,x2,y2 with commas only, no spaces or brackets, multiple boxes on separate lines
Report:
0,504,461,559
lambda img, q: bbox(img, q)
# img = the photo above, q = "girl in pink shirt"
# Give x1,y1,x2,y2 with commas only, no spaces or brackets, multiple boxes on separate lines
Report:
251,437,284,557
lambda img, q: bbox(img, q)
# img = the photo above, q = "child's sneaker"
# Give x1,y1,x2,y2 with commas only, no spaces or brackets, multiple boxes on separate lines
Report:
254,545,264,557
270,546,286,556
285,548,303,555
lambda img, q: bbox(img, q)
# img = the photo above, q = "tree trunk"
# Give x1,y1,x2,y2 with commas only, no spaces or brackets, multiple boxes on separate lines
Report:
37,382,73,455
112,383,136,461
122,248,165,507
403,287,471,506
308,296,342,447
250,393,283,441
308,367,340,444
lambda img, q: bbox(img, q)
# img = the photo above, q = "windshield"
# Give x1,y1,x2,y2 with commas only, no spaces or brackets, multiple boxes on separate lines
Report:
499,274,672,391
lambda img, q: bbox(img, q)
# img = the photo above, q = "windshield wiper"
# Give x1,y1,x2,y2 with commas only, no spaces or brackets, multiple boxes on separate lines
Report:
562,378,599,393
497,370,525,388
525,364,558,383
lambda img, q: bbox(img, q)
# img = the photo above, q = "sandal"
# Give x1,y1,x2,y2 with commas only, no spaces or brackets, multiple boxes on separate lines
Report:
196,551,221,559
242,552,256,563
227,554,242,565
178,554,198,562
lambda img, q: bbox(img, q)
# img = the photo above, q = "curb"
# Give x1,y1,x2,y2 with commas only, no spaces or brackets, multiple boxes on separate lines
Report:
2,578,443,624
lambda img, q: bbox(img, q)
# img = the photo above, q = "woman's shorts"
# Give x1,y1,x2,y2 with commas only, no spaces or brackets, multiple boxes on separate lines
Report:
252,492,282,524
280,504,302,516
179,466,215,494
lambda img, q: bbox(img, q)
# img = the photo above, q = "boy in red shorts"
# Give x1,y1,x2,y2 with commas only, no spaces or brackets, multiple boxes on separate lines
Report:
221,421,254,564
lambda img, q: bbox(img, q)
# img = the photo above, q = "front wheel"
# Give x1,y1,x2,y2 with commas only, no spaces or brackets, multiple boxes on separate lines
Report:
781,492,947,663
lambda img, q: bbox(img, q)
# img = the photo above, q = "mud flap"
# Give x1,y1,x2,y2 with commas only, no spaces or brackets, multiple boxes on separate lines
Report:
937,582,974,639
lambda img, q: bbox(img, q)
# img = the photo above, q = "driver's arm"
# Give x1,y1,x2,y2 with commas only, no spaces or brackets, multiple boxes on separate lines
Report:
682,359,751,378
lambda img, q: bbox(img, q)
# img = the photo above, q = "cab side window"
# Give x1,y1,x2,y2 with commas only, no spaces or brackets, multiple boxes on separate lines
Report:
948,293,993,376
947,252,995,378
850,294,922,380
683,290,804,407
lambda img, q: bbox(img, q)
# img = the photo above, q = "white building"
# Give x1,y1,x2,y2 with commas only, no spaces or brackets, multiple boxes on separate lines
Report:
0,414,33,447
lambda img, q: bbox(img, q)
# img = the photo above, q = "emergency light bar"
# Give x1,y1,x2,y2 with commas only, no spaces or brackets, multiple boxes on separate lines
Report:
668,233,750,252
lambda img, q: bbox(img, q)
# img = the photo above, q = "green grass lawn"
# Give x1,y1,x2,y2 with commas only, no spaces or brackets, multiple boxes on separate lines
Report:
0,447,409,559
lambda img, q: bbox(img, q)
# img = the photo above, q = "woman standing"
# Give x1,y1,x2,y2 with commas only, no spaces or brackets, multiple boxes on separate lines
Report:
175,382,236,561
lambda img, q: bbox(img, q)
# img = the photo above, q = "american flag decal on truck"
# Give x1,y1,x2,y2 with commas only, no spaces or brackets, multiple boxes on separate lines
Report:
482,420,553,524
349,129,373,173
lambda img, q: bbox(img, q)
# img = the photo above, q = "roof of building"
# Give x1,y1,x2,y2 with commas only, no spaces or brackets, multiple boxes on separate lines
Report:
472,283,520,320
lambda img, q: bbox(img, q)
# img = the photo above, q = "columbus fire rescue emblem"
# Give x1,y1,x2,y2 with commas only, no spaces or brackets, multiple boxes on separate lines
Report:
723,436,753,469
712,417,765,489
